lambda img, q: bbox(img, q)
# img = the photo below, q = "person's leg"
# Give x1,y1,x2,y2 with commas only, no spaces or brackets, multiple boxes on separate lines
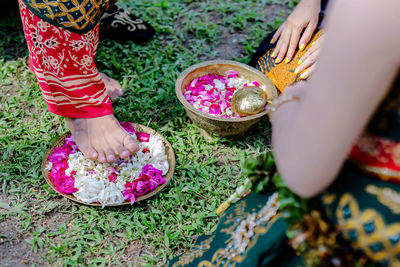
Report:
18,0,139,163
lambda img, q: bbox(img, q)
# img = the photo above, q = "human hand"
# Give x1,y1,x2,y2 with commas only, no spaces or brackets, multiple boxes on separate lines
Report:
295,33,325,80
271,0,321,64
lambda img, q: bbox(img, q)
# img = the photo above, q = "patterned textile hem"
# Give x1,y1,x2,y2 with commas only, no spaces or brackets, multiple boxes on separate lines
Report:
169,193,294,267
19,0,113,118
21,0,118,34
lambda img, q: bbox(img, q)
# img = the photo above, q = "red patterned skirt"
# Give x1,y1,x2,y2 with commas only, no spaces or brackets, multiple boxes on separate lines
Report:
350,133,400,184
18,0,113,118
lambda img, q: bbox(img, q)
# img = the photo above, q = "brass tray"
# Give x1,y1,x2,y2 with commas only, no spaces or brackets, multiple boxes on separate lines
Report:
41,124,175,206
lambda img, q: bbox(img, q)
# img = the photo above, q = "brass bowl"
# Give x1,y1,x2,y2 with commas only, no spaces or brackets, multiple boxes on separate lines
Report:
41,124,176,207
175,60,278,137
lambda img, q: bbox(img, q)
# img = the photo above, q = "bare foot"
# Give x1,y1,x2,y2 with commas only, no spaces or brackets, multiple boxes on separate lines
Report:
100,72,123,100
66,115,139,163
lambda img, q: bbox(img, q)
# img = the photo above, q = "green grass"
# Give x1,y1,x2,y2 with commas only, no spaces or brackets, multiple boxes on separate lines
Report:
0,0,292,265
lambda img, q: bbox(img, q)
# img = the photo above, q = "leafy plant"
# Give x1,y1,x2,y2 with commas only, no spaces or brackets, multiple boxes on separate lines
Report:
242,152,309,223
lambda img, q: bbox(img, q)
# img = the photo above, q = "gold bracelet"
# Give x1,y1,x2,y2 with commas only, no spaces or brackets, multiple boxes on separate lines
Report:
266,93,300,122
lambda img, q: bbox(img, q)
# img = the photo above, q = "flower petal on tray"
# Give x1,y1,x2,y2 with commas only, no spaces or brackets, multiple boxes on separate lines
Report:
122,164,165,204
49,144,71,163
119,121,136,135
46,123,170,206
136,132,150,142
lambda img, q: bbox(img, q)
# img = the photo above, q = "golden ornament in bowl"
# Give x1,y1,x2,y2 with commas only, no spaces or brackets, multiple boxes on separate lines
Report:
231,86,268,116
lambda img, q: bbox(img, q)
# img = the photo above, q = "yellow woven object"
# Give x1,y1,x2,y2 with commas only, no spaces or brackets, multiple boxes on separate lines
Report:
257,30,323,92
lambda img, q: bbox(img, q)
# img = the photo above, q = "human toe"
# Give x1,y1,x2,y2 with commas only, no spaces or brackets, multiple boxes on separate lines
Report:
97,151,107,163
106,153,116,162
116,144,130,159
123,135,139,153
81,146,98,160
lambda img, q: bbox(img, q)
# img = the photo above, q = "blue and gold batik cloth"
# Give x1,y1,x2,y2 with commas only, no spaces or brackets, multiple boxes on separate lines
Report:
171,14,400,265
22,0,118,34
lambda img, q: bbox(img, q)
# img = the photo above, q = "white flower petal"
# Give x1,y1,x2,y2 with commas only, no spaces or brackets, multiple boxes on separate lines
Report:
66,133,169,206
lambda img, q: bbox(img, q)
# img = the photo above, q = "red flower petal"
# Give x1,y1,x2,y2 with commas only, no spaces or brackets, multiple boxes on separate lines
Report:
136,132,150,142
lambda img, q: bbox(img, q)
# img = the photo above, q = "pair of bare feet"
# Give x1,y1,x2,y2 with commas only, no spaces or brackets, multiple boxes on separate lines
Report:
66,73,139,163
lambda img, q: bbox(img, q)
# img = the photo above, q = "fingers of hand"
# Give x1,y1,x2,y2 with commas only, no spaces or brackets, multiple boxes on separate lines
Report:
285,28,302,63
274,27,292,63
296,33,324,72
271,24,284,44
298,20,318,50
301,33,324,61
273,22,311,63
299,64,316,80
296,50,318,75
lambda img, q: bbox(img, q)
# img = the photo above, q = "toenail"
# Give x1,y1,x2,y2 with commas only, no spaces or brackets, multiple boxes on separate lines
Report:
127,143,139,152
107,155,116,162
120,150,129,158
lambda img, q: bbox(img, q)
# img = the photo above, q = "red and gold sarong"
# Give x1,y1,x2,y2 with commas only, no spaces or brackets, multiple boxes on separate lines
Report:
18,0,112,118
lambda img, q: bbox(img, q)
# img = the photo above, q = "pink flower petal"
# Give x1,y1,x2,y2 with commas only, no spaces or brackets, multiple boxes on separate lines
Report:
226,70,239,78
190,77,199,88
136,132,150,142
65,135,78,153
225,92,233,101
47,122,167,202
119,122,136,135
122,165,165,203
49,159,77,194
108,172,117,183
220,100,229,112
209,104,221,115
184,72,256,118
49,144,71,164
